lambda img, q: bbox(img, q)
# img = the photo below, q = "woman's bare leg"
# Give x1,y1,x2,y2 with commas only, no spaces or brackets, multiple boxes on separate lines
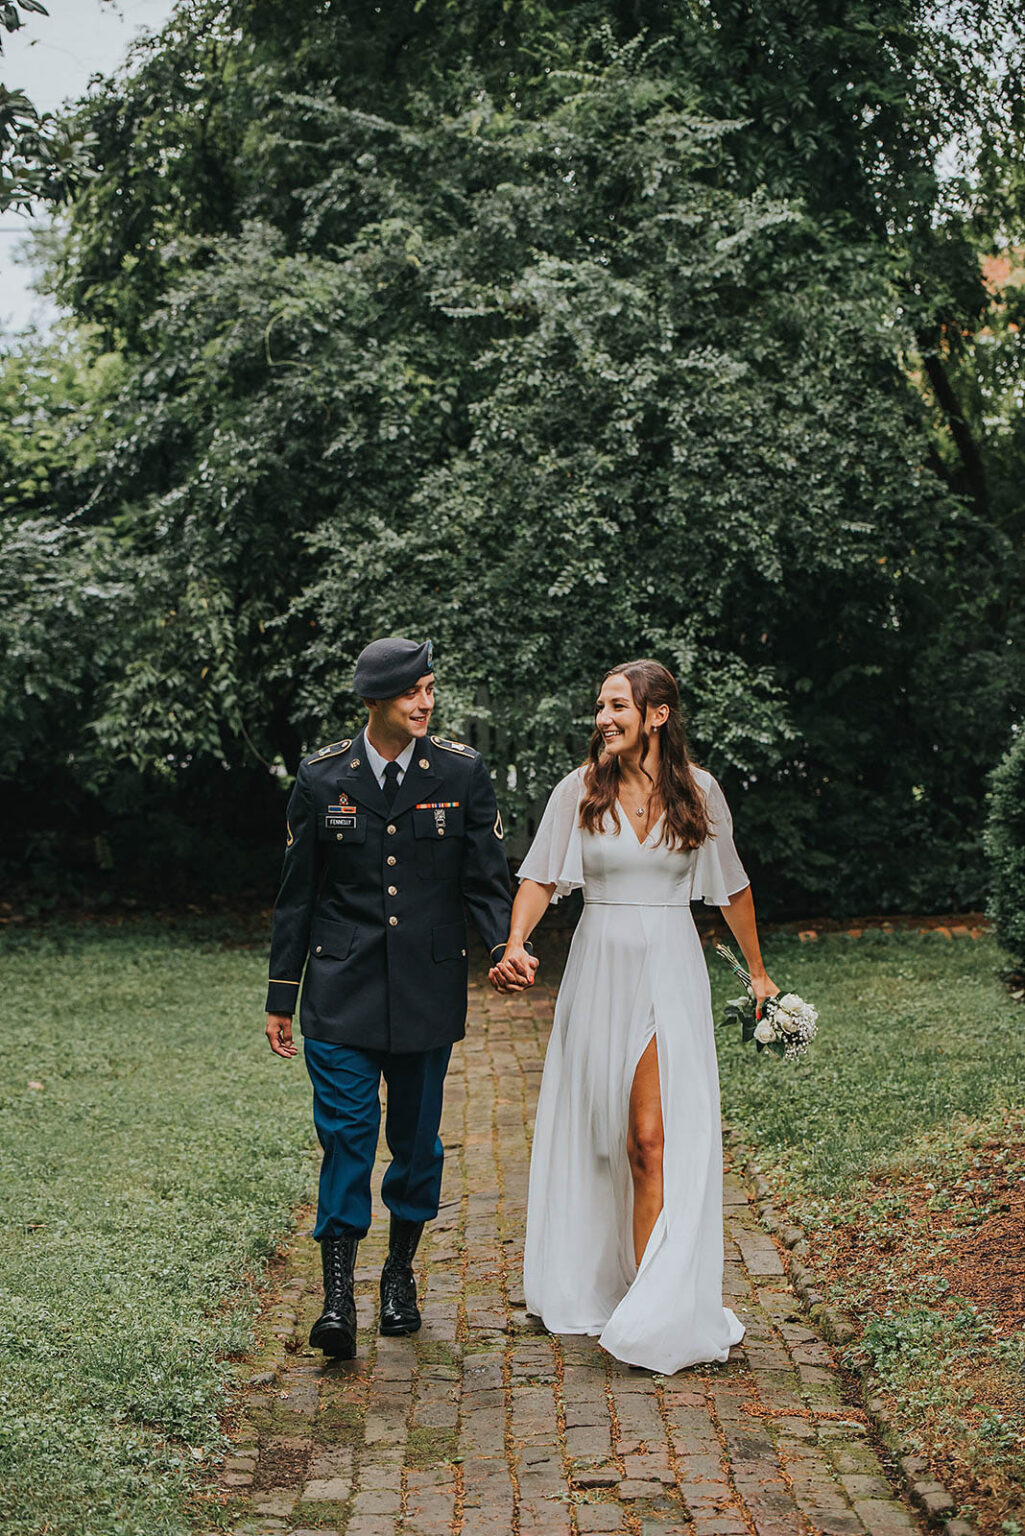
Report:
626,1034,664,1267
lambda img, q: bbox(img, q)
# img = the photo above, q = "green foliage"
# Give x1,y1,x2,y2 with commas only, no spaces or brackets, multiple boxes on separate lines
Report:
2,0,1024,913
857,1303,987,1380
0,919,311,1536
721,995,758,1044
719,991,785,1057
0,1,102,212
984,732,1025,964
0,334,124,777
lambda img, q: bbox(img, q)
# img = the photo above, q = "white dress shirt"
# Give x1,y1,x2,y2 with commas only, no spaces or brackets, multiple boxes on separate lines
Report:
364,733,416,789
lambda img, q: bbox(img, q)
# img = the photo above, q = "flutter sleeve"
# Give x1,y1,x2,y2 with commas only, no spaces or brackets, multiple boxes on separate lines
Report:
691,771,750,907
515,768,586,904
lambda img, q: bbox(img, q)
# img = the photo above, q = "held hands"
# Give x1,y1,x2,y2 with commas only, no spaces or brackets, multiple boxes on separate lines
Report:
266,1013,298,1058
489,942,539,994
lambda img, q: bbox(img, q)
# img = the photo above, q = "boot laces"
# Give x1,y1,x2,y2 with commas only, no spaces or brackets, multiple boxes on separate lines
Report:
383,1254,418,1306
324,1238,355,1301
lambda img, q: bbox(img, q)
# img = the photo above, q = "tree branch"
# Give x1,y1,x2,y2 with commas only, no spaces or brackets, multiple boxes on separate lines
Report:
922,350,987,517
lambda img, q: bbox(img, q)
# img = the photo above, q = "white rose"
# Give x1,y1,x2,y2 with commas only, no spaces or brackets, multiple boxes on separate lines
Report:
775,1009,799,1034
754,1019,774,1044
779,993,803,1012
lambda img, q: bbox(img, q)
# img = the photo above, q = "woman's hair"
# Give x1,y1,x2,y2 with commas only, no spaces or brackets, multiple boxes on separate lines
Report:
579,659,710,849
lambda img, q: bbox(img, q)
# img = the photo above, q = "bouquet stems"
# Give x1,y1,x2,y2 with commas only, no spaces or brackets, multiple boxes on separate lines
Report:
715,943,752,990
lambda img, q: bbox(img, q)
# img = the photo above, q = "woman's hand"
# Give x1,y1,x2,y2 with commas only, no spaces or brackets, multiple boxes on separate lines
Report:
720,887,776,1018
489,942,538,992
748,970,779,1020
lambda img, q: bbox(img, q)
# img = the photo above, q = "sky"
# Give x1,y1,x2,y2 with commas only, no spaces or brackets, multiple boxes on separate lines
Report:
0,0,178,334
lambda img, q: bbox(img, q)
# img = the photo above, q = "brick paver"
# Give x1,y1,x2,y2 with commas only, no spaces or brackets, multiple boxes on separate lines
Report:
215,965,923,1536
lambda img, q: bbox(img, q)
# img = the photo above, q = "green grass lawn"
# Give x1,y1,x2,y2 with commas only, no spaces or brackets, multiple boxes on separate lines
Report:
0,920,312,1536
711,928,1025,1532
3,920,1023,1536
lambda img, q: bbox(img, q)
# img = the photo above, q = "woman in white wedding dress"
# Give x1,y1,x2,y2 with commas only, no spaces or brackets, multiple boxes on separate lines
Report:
491,660,778,1373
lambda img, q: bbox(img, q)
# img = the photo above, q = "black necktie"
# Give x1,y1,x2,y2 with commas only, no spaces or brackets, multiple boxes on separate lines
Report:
382,759,401,809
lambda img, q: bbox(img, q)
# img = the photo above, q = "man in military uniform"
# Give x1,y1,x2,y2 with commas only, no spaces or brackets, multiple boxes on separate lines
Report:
265,637,533,1358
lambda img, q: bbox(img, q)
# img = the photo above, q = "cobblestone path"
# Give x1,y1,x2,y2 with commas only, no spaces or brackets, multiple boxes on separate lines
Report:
217,970,923,1536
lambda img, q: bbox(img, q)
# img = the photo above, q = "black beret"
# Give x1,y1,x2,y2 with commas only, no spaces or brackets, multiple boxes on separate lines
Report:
353,636,435,699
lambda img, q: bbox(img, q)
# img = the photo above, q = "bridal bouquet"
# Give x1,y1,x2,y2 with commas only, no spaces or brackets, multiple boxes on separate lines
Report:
715,944,818,1061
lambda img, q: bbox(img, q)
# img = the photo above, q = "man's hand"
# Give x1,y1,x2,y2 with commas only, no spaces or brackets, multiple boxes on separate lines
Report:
266,1013,298,1058
488,944,539,993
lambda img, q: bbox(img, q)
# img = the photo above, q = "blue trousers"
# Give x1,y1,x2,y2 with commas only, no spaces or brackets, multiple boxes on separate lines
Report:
303,1038,452,1241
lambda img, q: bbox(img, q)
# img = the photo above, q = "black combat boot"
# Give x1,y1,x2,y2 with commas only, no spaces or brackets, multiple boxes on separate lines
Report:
310,1233,360,1358
379,1216,424,1336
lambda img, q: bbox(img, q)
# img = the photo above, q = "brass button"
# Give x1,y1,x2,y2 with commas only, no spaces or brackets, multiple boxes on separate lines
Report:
387,855,397,867
419,757,430,769
387,823,397,835
389,915,398,927
437,828,445,837
315,945,323,954
388,885,397,896
336,832,343,841
461,948,467,957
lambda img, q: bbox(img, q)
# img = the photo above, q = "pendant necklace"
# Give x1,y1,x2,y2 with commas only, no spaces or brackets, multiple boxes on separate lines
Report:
620,767,653,820
624,784,650,817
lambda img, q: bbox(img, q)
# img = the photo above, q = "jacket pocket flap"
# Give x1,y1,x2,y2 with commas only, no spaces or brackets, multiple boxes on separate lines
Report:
432,921,468,962
310,918,357,961
413,806,464,838
319,810,367,842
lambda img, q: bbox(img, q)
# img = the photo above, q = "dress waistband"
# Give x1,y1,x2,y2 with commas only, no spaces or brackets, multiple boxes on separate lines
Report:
583,899,693,908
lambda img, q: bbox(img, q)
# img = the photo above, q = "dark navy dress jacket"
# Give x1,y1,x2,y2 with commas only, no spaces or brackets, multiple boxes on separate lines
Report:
265,727,513,1053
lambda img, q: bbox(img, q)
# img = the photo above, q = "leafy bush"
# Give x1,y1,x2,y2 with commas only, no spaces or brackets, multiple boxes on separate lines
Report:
985,732,1025,963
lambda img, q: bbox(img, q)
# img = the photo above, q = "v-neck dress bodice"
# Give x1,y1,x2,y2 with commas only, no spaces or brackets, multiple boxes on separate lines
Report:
579,811,696,904
516,766,749,1373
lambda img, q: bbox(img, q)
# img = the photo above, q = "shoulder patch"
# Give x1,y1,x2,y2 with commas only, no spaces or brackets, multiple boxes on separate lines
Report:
302,738,352,767
431,734,476,757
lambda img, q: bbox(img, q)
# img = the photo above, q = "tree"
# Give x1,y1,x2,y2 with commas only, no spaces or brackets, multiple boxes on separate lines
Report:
4,0,1024,913
0,0,102,211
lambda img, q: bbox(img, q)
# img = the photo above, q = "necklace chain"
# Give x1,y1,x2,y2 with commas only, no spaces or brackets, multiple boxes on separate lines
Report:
619,765,658,822
622,784,655,818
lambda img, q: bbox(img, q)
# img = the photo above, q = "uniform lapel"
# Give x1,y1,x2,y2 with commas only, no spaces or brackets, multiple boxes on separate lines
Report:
389,736,443,820
334,727,389,818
